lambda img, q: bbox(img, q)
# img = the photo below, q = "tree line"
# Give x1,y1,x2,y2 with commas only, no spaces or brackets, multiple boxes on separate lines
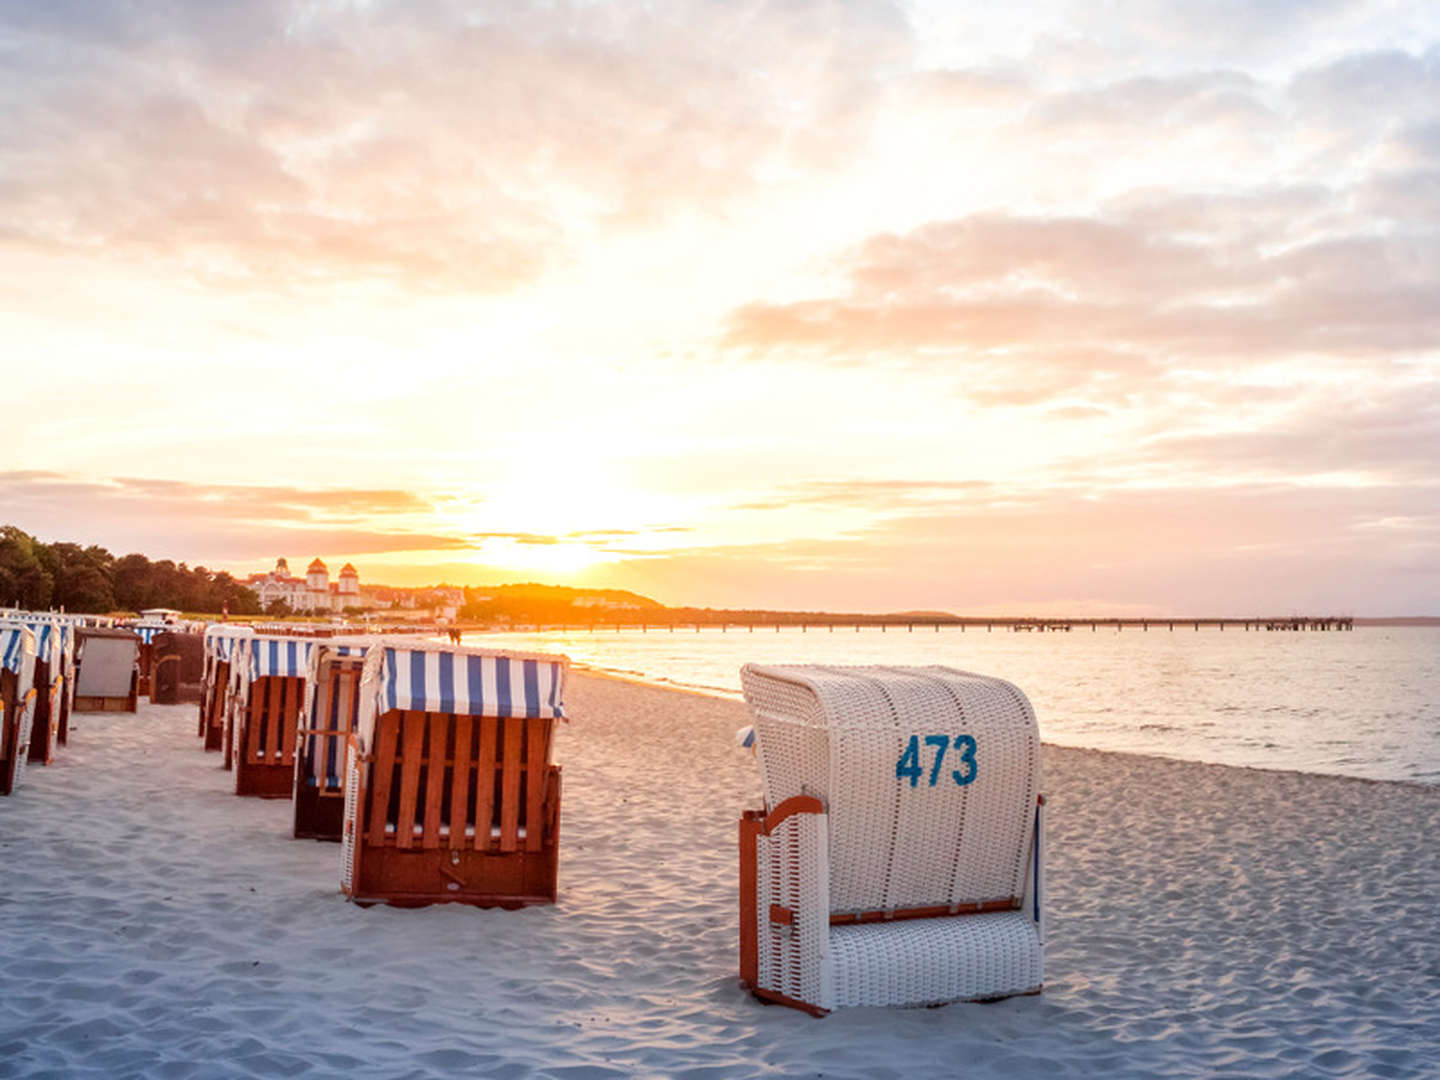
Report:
0,525,262,616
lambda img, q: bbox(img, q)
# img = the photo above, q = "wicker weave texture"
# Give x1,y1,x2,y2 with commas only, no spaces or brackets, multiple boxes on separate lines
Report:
755,812,829,1007
340,742,359,894
828,910,1042,1008
741,664,1040,913
14,693,35,787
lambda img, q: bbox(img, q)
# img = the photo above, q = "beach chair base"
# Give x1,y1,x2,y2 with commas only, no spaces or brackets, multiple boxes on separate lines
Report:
293,783,345,841
738,798,1045,1016
235,759,294,798
347,844,560,908
344,757,563,909
74,693,138,713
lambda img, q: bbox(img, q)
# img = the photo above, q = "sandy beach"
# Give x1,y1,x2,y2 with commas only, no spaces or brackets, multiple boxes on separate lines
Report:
2,671,1437,1079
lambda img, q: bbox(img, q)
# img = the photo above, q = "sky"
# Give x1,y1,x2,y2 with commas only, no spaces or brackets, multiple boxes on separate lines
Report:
2,0,1438,617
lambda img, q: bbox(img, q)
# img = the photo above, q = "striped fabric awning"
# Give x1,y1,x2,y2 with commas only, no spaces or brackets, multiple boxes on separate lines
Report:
205,625,253,662
6,620,57,663
378,645,566,720
249,636,315,679
1,625,36,674
132,624,167,644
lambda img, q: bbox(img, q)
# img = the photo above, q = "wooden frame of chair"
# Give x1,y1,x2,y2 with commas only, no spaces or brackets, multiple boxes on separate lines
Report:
342,710,561,907
201,659,232,750
137,641,154,699
293,651,367,841
1,670,37,796
233,673,305,798
56,650,73,746
25,657,57,765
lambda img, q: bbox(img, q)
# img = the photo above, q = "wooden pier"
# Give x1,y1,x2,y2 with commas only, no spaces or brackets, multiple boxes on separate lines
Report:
467,615,1356,634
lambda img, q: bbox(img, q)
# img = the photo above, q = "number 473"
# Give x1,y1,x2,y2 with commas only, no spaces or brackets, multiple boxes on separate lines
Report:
896,734,978,788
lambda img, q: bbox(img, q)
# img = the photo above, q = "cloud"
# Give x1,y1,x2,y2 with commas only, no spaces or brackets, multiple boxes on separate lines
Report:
0,472,464,563
732,479,993,513
0,0,911,293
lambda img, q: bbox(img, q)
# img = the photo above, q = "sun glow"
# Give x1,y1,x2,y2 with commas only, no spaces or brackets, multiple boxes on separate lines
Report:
472,537,618,577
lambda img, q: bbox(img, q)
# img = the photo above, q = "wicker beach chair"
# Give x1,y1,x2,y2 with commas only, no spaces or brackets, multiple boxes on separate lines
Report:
294,638,374,840
1,618,63,765
199,626,252,749
228,635,313,798
51,619,76,746
152,630,204,705
341,641,569,907
0,625,38,796
72,628,140,713
128,621,168,699
737,664,1045,1015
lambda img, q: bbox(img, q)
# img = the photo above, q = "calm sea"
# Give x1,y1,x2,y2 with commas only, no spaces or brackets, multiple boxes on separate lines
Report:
465,625,1440,786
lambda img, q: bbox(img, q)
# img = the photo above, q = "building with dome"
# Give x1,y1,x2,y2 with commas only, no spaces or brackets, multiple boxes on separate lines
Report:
246,557,363,614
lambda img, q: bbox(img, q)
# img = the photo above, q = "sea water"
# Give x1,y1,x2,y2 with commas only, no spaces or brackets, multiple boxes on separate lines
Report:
467,624,1440,786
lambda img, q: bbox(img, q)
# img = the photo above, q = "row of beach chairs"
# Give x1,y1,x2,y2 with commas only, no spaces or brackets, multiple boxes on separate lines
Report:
198,629,567,908
2,611,210,794
193,625,1046,1014
1,614,81,795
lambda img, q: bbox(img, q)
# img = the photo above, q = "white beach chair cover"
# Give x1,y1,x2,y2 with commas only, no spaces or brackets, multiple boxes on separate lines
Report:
741,664,1040,912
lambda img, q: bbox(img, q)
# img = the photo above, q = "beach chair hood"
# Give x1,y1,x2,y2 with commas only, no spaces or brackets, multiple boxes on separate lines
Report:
353,641,568,755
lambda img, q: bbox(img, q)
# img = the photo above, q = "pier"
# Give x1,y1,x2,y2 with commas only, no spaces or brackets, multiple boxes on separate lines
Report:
458,615,1356,634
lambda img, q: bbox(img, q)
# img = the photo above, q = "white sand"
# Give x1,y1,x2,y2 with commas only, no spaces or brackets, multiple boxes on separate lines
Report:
2,672,1437,1079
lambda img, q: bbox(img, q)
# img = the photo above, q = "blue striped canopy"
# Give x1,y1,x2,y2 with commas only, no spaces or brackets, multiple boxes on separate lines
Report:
132,624,166,644
204,625,253,662
1,625,36,674
3,620,57,663
249,636,314,679
379,646,565,719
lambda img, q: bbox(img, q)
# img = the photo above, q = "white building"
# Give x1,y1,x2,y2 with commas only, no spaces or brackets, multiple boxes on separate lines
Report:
246,557,362,614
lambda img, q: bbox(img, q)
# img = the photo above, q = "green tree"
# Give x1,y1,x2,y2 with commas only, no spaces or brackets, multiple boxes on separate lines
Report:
0,526,53,609
43,542,117,613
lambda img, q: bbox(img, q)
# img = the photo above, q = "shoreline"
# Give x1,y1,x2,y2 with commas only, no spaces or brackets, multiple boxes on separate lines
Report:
570,662,1440,793
1,673,1436,1078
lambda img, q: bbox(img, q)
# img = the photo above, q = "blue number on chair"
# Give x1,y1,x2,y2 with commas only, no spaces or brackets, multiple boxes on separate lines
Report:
925,734,950,786
896,735,922,787
952,734,979,786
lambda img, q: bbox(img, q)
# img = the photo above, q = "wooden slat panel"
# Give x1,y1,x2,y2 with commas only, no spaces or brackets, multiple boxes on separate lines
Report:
474,716,496,851
395,711,425,850
264,677,280,761
525,717,546,852
500,717,522,852
367,714,400,847
338,670,357,734
246,687,263,764
448,713,472,851
422,713,447,849
281,678,300,764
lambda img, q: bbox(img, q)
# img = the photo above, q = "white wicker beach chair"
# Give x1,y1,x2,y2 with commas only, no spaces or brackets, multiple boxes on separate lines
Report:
2,617,62,764
199,625,253,748
0,625,38,796
738,664,1045,1015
